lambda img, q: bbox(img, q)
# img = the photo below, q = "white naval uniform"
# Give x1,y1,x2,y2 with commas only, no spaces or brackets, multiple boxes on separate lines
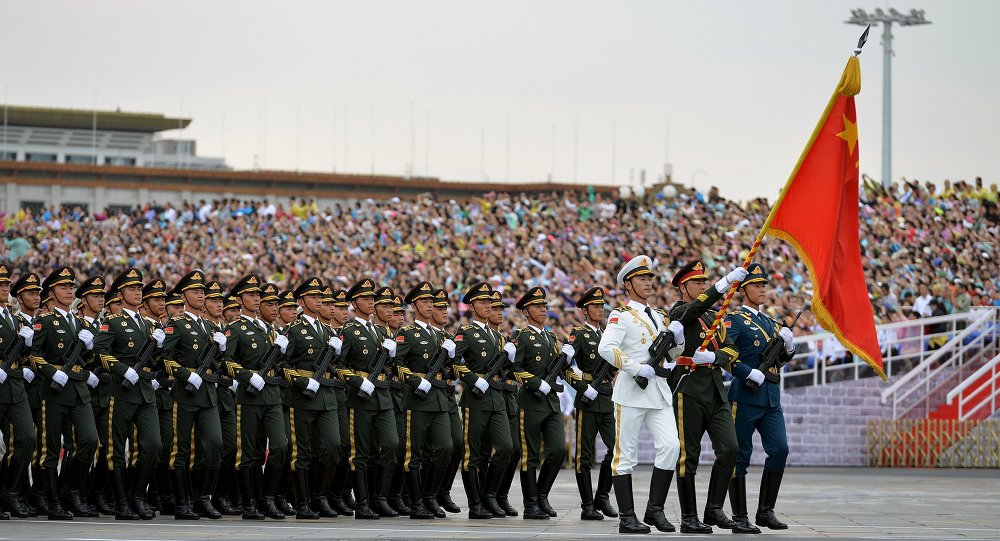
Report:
598,299,682,475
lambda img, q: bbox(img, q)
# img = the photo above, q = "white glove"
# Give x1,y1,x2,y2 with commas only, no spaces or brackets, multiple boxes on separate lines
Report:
748,369,766,385
52,370,69,386
152,328,166,348
692,349,716,365
229,379,239,393
474,377,489,394
636,364,655,379
275,334,290,354
151,379,160,390
359,378,375,395
213,331,228,352
249,373,266,391
22,367,35,383
0,370,6,384
326,335,341,355
381,338,397,357
779,327,794,353
305,378,320,393
124,367,139,385
715,267,748,294
537,380,552,395
186,372,203,390
417,378,432,393
87,372,100,388
583,385,598,401
18,326,34,347
442,339,456,359
503,342,517,362
667,320,685,345
78,329,95,350
560,344,575,361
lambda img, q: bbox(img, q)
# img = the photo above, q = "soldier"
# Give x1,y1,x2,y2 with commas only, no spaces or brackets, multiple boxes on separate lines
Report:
511,287,568,520
28,267,101,520
429,288,461,517
725,263,793,532
669,260,749,533
565,286,619,521
142,279,174,515
277,291,299,328
597,257,686,533
11,273,44,517
485,289,518,517
393,281,455,519
93,268,164,520
105,289,124,316
453,281,514,520
221,275,289,520
320,287,355,517
338,277,398,520
282,277,341,520
0,267,37,519
272,288,299,516
202,282,240,517
165,294,185,319
374,289,410,516
161,270,228,520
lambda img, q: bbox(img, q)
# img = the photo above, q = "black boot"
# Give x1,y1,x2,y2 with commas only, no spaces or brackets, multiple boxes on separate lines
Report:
593,460,618,518
481,462,507,518
311,465,338,518
45,468,72,520
292,469,319,519
238,468,264,520
676,474,712,534
642,467,675,532
30,465,49,515
270,461,294,516
496,458,519,517
212,464,240,516
351,468,378,520
386,464,409,515
462,468,493,519
329,462,353,516
341,468,356,510
172,469,200,520
258,464,283,519
519,469,548,520
111,469,138,520
535,461,560,517
422,464,447,518
729,476,761,534
406,470,434,519
755,470,788,530
89,457,114,516
371,465,398,517
193,466,222,519
612,474,650,534
703,465,736,529
63,462,98,517
155,464,175,515
2,459,31,518
436,459,461,513
129,465,156,520
576,470,604,521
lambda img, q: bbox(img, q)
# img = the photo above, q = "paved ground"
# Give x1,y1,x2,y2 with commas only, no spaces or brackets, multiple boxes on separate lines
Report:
2,467,998,540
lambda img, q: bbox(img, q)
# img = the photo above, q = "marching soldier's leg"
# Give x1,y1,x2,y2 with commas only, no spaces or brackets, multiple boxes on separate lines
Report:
64,402,98,518
371,408,399,518
192,406,223,520
535,411,565,518
214,405,239,516
574,409,603,520
386,404,408,515
40,402,71,520
481,410,513,518
434,402,462,515
461,408,491,519
329,401,353,516
593,410,618,518
729,402,763,534
259,404,287,519
235,404,264,520
288,408,319,519
275,407,295,516
496,406,519,516
644,405,680,533
89,398,112,516
755,407,789,530
130,403,161,520
674,393,712,533
518,409,547,520
169,403,199,520
401,410,434,519
1,401,35,518
155,392,175,515
611,404,651,534
311,408,340,518
348,407,378,520
703,399,739,530
109,398,138,520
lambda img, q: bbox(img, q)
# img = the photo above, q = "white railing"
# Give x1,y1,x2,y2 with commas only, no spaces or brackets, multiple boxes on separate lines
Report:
879,308,1000,419
776,308,998,392
946,353,1000,421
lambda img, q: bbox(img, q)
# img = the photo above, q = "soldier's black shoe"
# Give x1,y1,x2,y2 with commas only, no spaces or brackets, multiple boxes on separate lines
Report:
130,496,155,520
680,516,714,534
330,495,353,517
676,474,712,534
423,496,446,518
258,496,283,520
92,492,115,516
575,471,604,520
213,496,240,516
482,495,506,518
703,464,736,529
611,475,649,534
294,501,319,520
194,496,221,519
537,494,557,517
468,502,493,519
275,495,295,516
580,502,604,521
436,493,460,513
342,489,356,510
386,494,409,515
351,469,378,520
408,500,435,520
594,493,617,518
113,498,138,520
242,500,265,520
755,469,788,530
703,507,736,529
728,477,761,534
45,469,73,520
2,460,31,518
520,470,549,520
312,496,338,518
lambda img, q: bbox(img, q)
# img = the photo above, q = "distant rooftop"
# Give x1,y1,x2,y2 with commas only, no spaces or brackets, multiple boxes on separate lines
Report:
1,105,191,133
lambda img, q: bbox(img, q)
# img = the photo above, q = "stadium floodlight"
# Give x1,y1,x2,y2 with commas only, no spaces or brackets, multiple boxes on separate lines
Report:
846,8,931,189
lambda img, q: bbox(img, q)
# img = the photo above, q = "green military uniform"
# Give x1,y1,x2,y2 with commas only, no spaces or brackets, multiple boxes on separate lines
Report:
668,260,741,532
148,282,176,515
324,288,356,517
511,286,565,520
223,276,288,520
281,277,340,519
0,268,36,519
488,290,521,518
160,270,223,520
431,288,462,516
453,281,513,519
208,285,239,517
29,267,100,520
93,268,162,520
15,275,47,514
565,286,618,520
394,281,453,519
380,290,410,516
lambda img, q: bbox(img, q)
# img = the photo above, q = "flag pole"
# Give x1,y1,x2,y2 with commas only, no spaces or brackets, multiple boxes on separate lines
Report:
695,26,870,351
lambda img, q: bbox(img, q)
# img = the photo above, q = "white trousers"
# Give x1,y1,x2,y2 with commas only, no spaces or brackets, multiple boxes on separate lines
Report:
611,403,680,475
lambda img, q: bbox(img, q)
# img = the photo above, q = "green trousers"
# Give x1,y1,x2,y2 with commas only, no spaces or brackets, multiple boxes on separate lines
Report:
674,391,738,477
169,402,221,470
40,400,97,470
288,407,339,471
0,400,34,462
574,409,615,473
108,397,161,470
401,409,452,472
462,408,512,472
236,403,287,470
518,409,563,471
346,407,397,470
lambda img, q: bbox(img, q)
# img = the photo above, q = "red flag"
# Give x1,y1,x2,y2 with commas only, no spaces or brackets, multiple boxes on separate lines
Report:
766,56,885,379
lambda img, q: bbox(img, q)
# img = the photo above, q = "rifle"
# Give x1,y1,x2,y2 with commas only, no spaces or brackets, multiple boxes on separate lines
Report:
357,329,398,401
121,320,164,391
635,304,690,390
246,327,290,397
471,330,520,398
50,337,88,391
533,351,571,399
745,309,804,393
1,336,27,379
579,345,614,405
185,339,222,393
303,340,344,399
414,346,450,399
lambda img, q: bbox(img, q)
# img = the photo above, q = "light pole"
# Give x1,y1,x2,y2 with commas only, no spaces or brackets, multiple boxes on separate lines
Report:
846,8,931,189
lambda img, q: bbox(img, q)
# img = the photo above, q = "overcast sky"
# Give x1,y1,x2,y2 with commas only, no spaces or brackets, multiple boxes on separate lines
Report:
2,0,997,201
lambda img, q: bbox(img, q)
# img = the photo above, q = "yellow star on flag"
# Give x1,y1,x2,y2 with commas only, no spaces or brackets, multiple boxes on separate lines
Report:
836,114,858,156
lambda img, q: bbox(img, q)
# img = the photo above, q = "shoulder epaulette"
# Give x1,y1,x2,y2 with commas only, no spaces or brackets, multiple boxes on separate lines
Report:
460,324,474,330
402,324,418,332
104,313,123,320
572,326,585,332
287,319,303,328
342,320,360,328
36,312,56,320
